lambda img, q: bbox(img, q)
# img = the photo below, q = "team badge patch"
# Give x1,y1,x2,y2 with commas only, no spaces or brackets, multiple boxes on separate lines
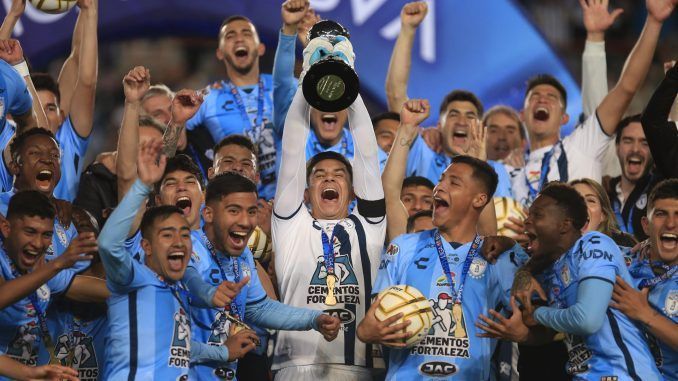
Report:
635,194,647,210
469,257,487,279
56,224,68,247
664,290,677,317
385,243,399,257
560,265,571,287
37,285,50,301
241,262,252,283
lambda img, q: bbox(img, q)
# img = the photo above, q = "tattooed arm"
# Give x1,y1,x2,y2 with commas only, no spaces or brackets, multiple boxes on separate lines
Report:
163,89,203,158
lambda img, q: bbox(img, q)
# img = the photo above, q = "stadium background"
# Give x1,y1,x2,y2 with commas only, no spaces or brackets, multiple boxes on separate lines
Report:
1,0,676,167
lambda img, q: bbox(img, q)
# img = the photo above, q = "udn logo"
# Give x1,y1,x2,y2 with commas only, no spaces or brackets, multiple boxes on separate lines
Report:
419,361,457,377
324,308,355,325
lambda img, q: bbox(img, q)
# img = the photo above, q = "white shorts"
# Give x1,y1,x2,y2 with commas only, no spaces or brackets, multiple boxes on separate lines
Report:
273,364,374,381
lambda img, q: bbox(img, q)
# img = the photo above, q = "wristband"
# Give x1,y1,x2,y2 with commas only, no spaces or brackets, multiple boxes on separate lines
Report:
12,60,29,77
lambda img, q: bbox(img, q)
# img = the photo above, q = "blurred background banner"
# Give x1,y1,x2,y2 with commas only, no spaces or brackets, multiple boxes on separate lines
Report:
1,0,581,132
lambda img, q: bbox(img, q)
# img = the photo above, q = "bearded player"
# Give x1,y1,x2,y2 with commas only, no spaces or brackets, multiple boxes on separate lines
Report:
358,99,527,380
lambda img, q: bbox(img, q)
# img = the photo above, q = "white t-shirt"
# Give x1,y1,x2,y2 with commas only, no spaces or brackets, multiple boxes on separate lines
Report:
272,204,386,371
511,113,613,206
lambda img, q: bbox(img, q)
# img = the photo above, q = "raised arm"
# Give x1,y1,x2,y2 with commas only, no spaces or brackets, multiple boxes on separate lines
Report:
272,0,307,136
58,0,87,116
100,139,167,286
580,0,622,115
383,99,429,240
65,0,98,138
640,62,678,178
385,1,427,112
273,88,311,217
117,66,150,199
0,0,24,40
596,0,675,135
350,94,384,202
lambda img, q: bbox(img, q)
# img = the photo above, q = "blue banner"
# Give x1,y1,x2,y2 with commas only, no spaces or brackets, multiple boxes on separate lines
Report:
1,0,581,132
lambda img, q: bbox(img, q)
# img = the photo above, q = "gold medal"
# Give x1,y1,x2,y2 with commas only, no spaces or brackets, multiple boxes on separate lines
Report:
452,303,466,338
225,313,260,346
325,274,338,306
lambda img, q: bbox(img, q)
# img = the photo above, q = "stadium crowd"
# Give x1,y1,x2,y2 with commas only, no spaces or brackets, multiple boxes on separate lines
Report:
0,0,676,380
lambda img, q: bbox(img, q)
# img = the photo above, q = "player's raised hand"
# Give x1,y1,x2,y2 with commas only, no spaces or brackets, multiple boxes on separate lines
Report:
401,98,430,127
26,363,80,381
580,0,623,40
315,314,341,342
401,1,428,31
54,233,97,270
137,138,167,187
77,0,95,10
225,324,259,361
476,296,530,343
461,118,487,161
212,276,250,308
297,8,322,48
282,0,310,31
7,0,26,18
481,236,517,264
646,0,678,23
122,66,150,103
357,296,413,348
171,89,203,125
0,39,24,65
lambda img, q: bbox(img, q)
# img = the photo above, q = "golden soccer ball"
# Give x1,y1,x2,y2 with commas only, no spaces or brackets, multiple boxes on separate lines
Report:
375,285,434,348
29,0,78,14
247,226,273,264
494,197,527,238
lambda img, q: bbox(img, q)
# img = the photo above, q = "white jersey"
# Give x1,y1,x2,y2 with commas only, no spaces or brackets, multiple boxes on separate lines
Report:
272,203,386,370
511,113,612,206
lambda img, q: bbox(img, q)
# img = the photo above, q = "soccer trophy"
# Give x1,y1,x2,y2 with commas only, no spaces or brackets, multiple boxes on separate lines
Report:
302,20,360,112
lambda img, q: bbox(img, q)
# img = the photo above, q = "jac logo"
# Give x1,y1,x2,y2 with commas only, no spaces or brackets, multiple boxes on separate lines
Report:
419,361,457,377
324,308,355,325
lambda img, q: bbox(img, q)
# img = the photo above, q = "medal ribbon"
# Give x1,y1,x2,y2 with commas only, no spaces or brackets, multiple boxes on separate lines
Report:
320,223,342,278
200,230,243,319
639,262,677,289
525,140,568,202
225,79,265,145
433,231,482,305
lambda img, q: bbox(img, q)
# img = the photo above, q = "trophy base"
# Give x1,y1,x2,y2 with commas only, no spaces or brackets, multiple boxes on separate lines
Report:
303,58,359,112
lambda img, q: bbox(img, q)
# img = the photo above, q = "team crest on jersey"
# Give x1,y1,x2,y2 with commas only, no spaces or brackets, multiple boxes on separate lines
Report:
6,322,40,366
37,284,50,301
664,290,677,317
56,224,69,247
241,262,252,283
55,330,99,381
560,265,572,287
469,257,487,279
207,310,230,345
385,243,399,258
410,293,470,359
636,194,647,210
168,308,191,368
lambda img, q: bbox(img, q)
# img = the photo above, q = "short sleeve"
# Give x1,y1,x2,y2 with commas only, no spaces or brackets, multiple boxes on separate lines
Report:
373,240,402,297
6,67,32,116
106,259,155,294
563,113,613,162
575,233,620,284
56,117,89,155
244,253,267,304
47,268,76,295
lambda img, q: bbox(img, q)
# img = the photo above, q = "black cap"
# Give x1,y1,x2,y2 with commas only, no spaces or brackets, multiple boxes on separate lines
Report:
307,20,350,42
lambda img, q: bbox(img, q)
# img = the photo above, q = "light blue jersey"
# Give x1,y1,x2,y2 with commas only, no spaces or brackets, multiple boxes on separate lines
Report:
538,232,662,380
0,245,76,376
104,259,192,380
627,258,677,381
54,117,90,202
46,300,108,381
0,121,16,193
187,75,278,200
374,229,527,380
405,135,513,198
0,190,84,271
305,127,354,162
124,230,144,265
0,60,32,125
187,230,267,380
